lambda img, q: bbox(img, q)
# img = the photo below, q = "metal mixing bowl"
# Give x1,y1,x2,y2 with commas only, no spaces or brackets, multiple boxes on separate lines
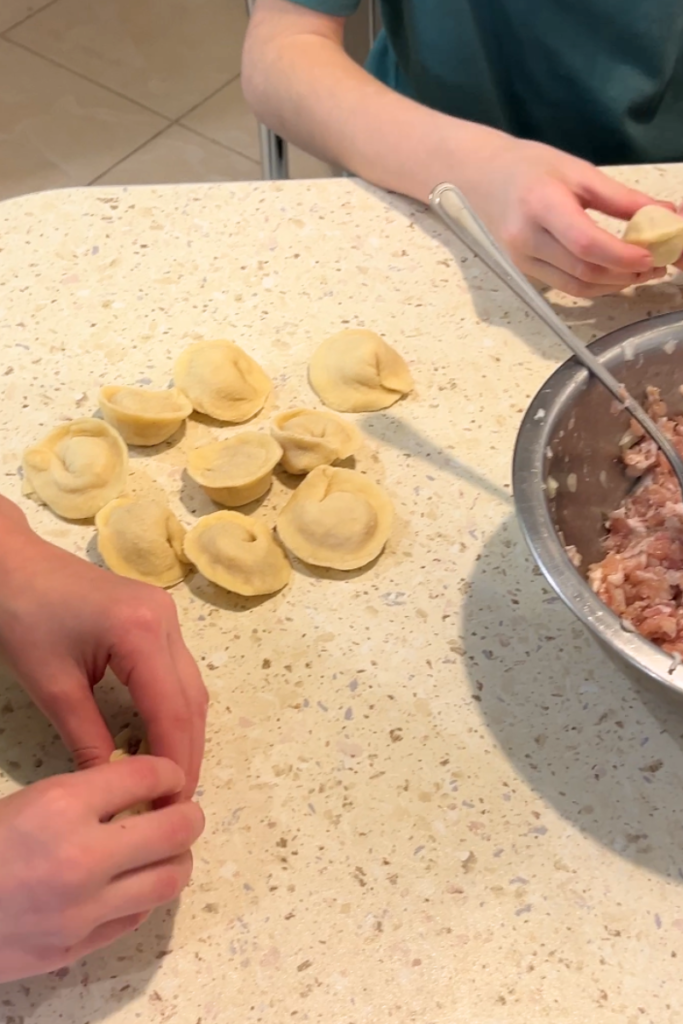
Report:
513,310,683,691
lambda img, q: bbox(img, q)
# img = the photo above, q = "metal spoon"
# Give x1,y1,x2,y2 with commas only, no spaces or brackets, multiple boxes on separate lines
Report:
429,181,683,495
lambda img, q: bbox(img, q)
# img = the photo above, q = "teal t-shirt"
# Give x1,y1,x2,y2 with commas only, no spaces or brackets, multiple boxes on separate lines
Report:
288,0,683,165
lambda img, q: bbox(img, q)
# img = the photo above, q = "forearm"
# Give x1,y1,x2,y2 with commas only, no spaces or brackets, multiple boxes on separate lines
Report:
0,495,43,578
242,5,508,204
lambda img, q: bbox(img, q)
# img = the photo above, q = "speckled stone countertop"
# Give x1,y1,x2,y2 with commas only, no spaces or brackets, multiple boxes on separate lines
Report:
2,169,683,1024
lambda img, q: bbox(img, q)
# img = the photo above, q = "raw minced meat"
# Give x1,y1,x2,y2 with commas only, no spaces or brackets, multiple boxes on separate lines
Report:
587,386,683,656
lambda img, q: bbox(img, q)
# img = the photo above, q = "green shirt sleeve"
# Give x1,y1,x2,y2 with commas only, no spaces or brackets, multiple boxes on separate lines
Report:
285,0,361,14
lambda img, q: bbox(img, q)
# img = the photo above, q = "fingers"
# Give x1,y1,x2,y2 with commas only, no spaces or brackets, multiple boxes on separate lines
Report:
539,182,655,272
579,168,673,221
63,912,147,964
73,754,185,821
105,800,205,875
532,229,666,289
98,851,194,923
166,632,208,800
518,255,635,299
31,669,115,769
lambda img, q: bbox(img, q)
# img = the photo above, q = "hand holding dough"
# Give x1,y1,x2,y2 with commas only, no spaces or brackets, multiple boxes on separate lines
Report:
271,408,362,474
277,465,393,570
184,511,291,596
186,432,283,506
174,339,271,422
22,418,128,519
623,205,683,267
95,496,190,588
99,385,192,446
109,727,151,820
309,329,413,412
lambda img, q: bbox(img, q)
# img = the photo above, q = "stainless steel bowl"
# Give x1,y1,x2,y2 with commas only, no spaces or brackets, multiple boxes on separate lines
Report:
513,310,683,692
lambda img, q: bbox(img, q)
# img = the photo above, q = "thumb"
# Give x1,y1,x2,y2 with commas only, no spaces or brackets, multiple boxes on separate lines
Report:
580,167,675,221
35,671,115,769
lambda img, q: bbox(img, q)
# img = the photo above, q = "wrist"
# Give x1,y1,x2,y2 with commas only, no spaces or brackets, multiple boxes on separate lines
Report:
0,497,45,576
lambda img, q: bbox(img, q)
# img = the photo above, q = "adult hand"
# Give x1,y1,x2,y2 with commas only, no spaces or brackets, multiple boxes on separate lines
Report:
0,499,208,799
0,756,204,982
460,135,669,297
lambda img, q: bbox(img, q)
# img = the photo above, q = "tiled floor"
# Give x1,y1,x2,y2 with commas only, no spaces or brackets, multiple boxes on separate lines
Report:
0,0,331,203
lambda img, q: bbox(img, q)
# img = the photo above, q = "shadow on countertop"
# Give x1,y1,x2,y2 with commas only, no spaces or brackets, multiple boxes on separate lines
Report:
461,514,683,882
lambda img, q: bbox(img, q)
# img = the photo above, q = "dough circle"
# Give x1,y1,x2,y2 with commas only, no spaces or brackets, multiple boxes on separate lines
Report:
22,418,128,519
184,510,291,596
308,329,413,412
109,728,151,820
95,496,190,588
174,339,271,422
276,465,393,570
271,408,362,474
623,205,683,267
99,385,192,446
186,432,283,506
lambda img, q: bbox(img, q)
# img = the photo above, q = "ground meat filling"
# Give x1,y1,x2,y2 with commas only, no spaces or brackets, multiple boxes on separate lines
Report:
588,387,683,655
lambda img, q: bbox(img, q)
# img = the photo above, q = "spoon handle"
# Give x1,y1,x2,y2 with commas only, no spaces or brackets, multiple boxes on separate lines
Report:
429,182,683,493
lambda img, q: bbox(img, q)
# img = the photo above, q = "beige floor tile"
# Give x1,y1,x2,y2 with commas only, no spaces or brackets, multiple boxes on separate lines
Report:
95,124,260,186
7,0,247,119
0,0,54,33
0,39,167,202
182,77,333,179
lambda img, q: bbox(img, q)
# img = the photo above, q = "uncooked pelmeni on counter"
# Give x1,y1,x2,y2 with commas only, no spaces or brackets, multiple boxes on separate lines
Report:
95,496,190,588
186,432,283,506
22,418,128,519
184,510,291,596
109,727,151,821
271,408,362,474
174,339,271,422
98,384,192,446
623,205,683,266
277,465,393,570
308,328,413,412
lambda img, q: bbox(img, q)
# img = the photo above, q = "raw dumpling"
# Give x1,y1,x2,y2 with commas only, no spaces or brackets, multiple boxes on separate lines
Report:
623,206,683,267
184,511,291,596
308,329,413,412
276,465,393,570
186,432,283,506
174,339,271,422
109,727,151,820
22,418,128,520
271,408,362,474
99,385,192,446
95,496,190,588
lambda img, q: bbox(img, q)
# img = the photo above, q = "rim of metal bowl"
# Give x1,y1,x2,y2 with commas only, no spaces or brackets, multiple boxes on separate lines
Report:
513,310,683,693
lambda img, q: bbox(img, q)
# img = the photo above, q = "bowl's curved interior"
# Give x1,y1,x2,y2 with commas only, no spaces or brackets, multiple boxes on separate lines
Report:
513,310,683,692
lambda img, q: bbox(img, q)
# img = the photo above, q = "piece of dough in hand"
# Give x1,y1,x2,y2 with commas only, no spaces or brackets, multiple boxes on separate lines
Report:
96,496,190,588
308,329,413,412
277,465,393,570
623,205,683,266
99,385,192,446
22,418,128,519
109,727,152,821
174,339,271,422
271,408,362,474
184,511,291,596
186,432,282,506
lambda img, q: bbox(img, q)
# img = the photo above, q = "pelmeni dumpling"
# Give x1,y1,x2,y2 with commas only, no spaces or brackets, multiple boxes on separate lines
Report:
308,329,413,412
174,340,271,422
623,206,683,266
109,728,151,820
95,496,190,588
271,408,362,474
22,418,128,519
99,385,192,446
184,511,291,596
186,432,283,506
276,465,393,570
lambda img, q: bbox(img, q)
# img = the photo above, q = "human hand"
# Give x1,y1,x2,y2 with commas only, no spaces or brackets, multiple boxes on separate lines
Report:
459,135,670,297
0,500,208,798
0,756,204,982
